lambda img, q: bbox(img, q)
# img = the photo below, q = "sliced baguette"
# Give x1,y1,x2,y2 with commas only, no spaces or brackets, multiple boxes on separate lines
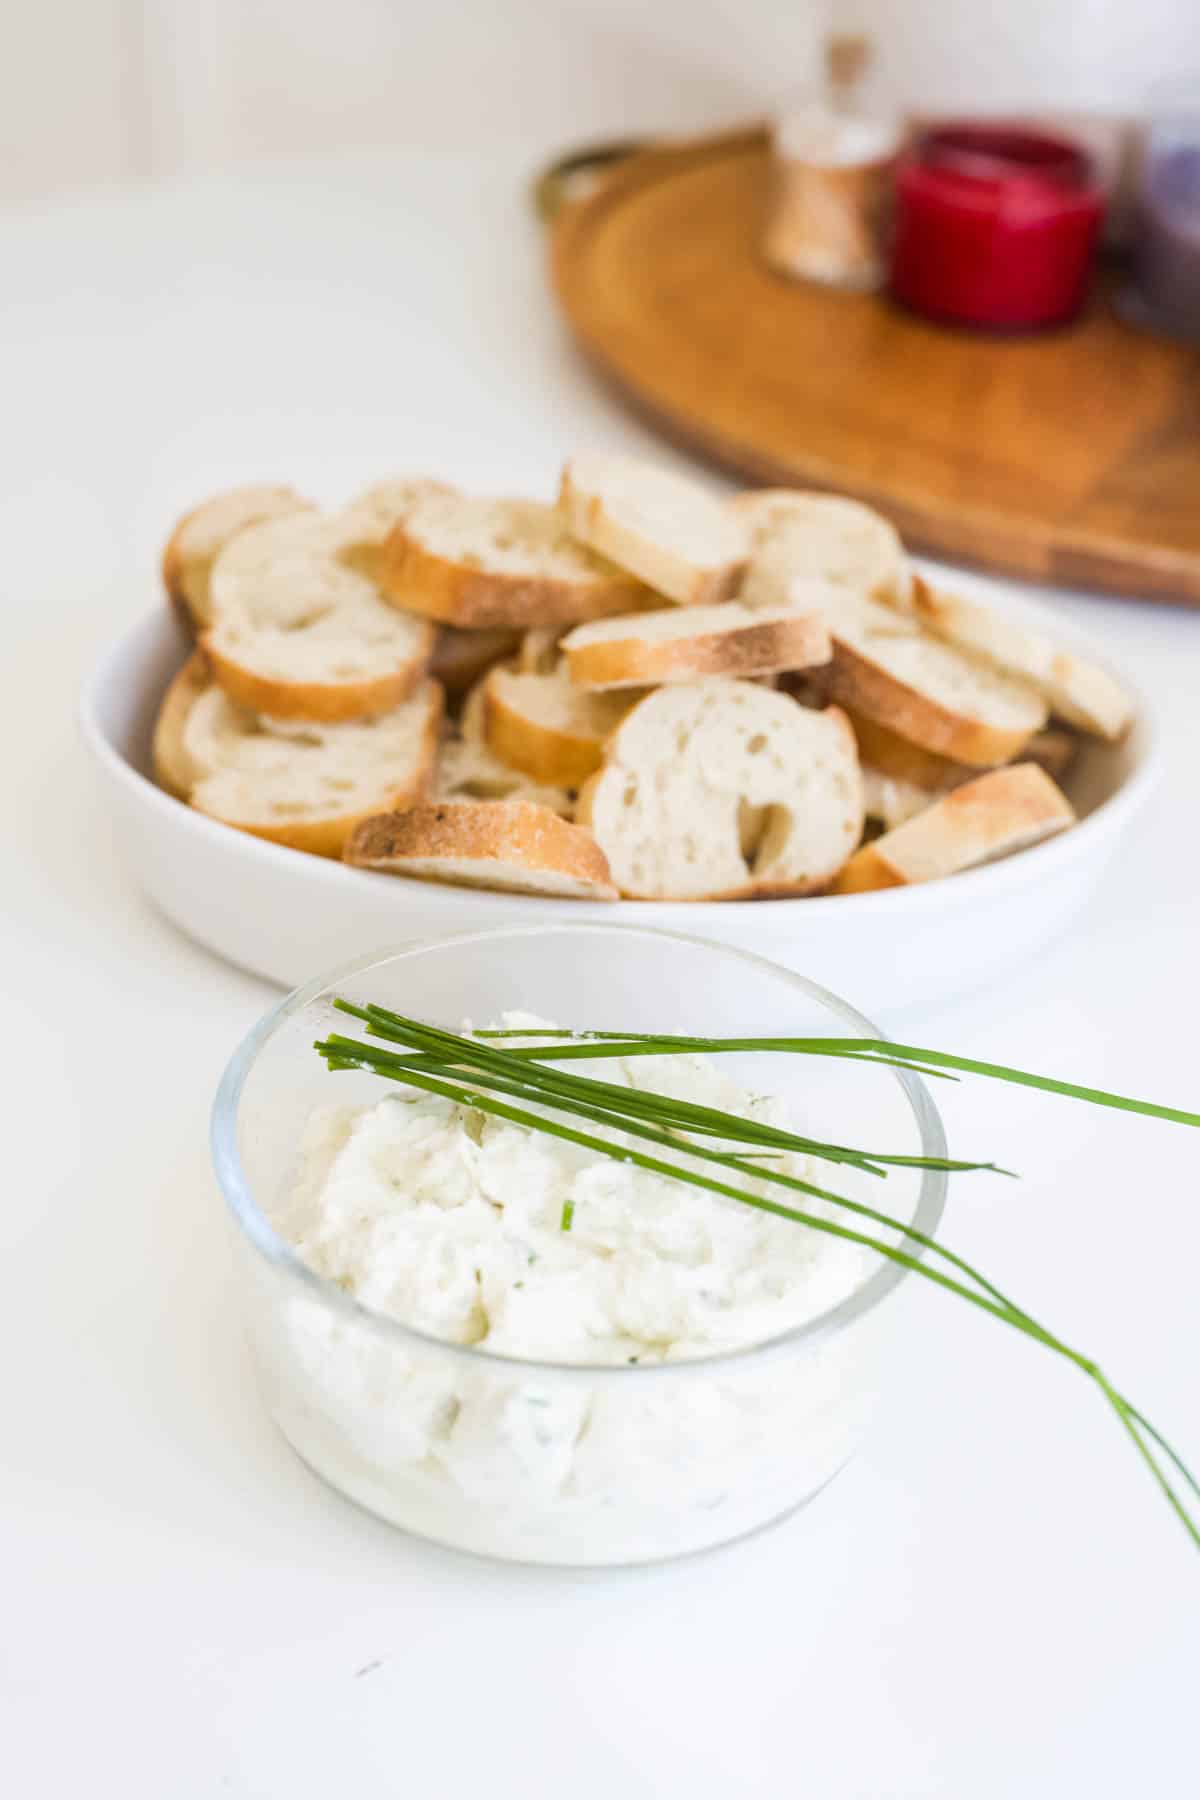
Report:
859,723,1078,827
481,663,636,786
826,599,1049,765
380,493,648,628
430,625,522,697
837,702,975,790
832,764,1075,893
163,485,314,632
433,735,574,816
839,703,1077,794
204,512,435,722
559,453,748,605
152,662,442,857
560,602,832,690
577,681,863,900
734,490,910,606
900,576,1133,741
435,680,574,815
152,651,214,797
345,800,617,900
337,476,457,580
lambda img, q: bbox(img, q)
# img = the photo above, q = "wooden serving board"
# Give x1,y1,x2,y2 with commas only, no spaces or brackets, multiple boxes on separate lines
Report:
550,127,1200,606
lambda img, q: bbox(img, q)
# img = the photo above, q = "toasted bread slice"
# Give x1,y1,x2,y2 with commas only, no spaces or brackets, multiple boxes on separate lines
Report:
380,493,648,629
152,651,214,797
435,679,574,815
430,625,523,697
832,764,1075,893
559,453,748,605
836,701,1077,795
577,681,863,900
826,599,1049,765
345,800,616,899
741,543,1041,763
899,576,1133,741
163,485,314,632
204,512,435,722
433,736,574,816
337,476,457,579
561,601,832,690
152,661,442,857
734,490,910,606
837,702,974,790
481,663,636,786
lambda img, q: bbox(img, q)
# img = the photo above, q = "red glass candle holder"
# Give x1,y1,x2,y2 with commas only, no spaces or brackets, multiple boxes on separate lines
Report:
889,124,1106,331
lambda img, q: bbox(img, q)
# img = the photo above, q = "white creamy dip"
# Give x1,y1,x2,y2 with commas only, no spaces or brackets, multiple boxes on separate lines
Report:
254,1018,909,1564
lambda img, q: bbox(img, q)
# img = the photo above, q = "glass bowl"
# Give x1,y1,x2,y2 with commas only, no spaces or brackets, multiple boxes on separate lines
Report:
212,924,947,1566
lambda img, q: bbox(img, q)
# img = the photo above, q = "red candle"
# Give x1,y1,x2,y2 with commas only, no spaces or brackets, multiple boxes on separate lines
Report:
889,125,1106,330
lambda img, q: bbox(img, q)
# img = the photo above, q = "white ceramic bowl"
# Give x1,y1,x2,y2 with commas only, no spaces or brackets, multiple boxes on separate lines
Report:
80,600,1157,1013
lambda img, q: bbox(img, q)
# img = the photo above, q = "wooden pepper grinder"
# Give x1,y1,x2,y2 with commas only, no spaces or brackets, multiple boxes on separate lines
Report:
764,34,900,291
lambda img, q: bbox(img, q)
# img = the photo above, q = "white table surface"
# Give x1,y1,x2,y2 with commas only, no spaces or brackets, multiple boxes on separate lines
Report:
3,146,1198,1799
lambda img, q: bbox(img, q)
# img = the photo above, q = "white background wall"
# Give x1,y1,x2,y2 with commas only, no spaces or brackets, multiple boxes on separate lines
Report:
2,0,1196,209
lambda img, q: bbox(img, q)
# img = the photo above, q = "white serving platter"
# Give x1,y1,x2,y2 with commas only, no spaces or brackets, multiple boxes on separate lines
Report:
80,597,1157,1014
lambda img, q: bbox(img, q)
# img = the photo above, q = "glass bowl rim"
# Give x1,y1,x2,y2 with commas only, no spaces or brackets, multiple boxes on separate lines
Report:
211,922,949,1382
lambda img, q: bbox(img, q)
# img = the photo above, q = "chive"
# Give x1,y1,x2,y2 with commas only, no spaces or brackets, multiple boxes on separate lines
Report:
313,1009,1200,1552
473,1028,1200,1130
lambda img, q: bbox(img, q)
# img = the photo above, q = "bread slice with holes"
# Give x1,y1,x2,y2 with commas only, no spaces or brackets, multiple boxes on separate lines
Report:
560,602,832,690
832,763,1075,893
345,800,617,899
576,681,863,900
152,659,442,857
734,490,911,606
481,663,636,786
380,492,648,629
430,625,522,697
559,453,749,605
898,576,1133,740
203,512,436,722
163,485,315,632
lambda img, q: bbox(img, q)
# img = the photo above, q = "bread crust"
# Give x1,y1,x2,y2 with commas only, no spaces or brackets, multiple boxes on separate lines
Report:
481,666,630,786
563,608,831,689
345,800,617,898
162,486,313,633
381,526,645,629
832,763,1074,893
825,637,1044,767
203,632,434,723
191,681,442,858
151,650,212,796
906,576,1132,742
732,488,910,605
559,457,747,605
